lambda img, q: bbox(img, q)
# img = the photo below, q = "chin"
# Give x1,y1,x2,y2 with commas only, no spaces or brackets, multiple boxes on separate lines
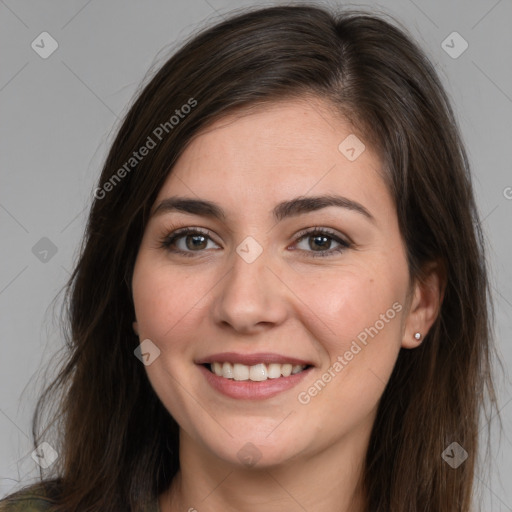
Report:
198,429,310,470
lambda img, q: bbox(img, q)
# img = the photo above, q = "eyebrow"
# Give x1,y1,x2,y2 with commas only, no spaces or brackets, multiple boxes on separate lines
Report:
151,194,375,223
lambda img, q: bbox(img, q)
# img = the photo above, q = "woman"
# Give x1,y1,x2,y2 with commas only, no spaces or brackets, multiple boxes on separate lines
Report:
0,4,500,511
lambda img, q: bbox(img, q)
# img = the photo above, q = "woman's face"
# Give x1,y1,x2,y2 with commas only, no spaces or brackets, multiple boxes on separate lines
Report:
132,98,417,469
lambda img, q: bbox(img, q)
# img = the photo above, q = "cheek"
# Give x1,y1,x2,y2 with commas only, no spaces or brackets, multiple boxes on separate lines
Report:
132,256,200,343
293,269,406,431
131,258,209,425
291,262,407,357
292,258,407,413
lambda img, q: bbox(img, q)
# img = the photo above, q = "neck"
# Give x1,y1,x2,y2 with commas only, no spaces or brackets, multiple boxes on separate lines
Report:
159,426,371,512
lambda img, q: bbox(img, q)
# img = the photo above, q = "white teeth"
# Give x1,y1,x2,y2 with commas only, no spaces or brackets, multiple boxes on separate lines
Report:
291,364,303,375
209,362,307,381
281,363,292,377
267,363,282,379
222,362,234,379
233,363,249,381
249,363,267,381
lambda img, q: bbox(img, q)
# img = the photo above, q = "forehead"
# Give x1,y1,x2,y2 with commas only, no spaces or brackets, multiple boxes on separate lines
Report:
154,98,391,219
179,97,355,170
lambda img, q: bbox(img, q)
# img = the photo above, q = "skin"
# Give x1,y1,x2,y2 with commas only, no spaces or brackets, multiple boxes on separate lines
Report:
131,97,442,512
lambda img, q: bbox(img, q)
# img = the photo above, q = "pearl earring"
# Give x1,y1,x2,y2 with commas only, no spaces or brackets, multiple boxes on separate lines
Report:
414,332,421,341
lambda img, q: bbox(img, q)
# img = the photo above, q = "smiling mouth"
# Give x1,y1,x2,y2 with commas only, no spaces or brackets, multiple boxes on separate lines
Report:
205,362,311,381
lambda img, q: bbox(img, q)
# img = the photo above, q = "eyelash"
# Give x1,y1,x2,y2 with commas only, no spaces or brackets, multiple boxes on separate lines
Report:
159,226,351,258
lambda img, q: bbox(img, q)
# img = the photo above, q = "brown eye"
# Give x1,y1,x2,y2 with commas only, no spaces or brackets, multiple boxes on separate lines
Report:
184,233,208,250
160,228,220,256
293,229,350,258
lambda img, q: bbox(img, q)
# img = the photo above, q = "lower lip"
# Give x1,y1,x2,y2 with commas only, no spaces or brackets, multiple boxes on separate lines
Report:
198,364,312,400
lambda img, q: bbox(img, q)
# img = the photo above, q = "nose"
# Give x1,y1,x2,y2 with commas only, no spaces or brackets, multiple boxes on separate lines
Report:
211,246,289,334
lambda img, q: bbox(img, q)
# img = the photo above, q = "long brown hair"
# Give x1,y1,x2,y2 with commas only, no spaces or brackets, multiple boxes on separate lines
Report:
1,4,500,511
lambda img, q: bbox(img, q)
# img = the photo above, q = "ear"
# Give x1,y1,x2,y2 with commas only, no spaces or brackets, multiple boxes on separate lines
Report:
402,261,445,349
132,321,139,336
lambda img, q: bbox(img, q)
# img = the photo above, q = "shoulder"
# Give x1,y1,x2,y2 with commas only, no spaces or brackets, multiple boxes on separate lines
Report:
0,482,59,512
0,481,160,512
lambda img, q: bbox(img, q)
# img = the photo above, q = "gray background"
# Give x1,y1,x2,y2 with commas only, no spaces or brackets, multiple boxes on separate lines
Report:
1,0,511,509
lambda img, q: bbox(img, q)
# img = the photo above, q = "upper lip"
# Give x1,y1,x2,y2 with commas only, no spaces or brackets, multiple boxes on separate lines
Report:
196,352,314,367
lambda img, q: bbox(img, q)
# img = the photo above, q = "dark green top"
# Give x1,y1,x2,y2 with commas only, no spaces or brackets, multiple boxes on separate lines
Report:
0,483,160,512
